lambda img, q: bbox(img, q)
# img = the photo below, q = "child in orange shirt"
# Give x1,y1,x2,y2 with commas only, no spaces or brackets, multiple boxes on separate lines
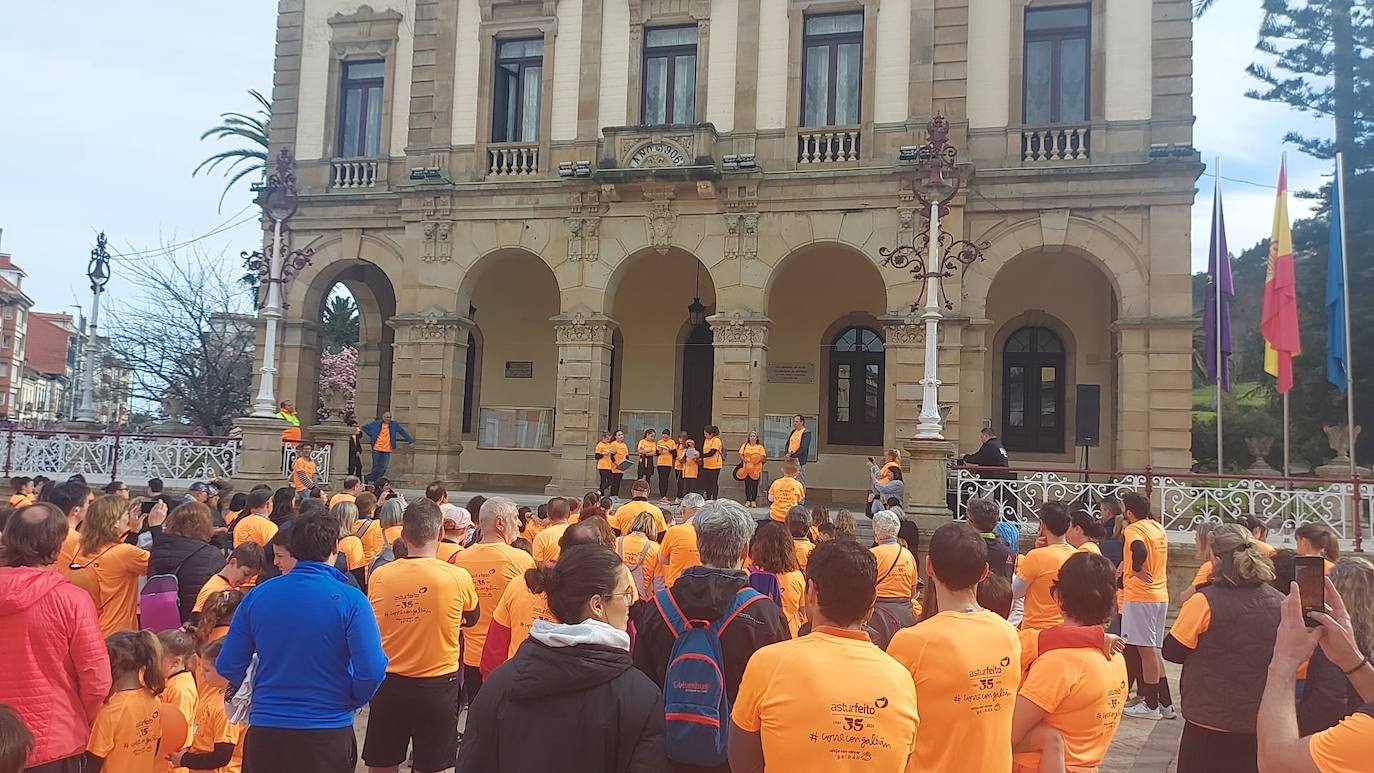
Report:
88,631,167,773
169,639,243,773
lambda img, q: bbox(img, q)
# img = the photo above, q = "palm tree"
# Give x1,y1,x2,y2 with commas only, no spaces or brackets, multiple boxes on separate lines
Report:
194,89,271,210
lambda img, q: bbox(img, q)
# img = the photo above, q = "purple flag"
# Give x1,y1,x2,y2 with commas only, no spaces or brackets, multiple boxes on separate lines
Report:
1203,178,1233,390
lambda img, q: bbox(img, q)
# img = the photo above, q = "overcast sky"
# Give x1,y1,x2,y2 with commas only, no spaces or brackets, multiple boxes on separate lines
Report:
0,1,1331,318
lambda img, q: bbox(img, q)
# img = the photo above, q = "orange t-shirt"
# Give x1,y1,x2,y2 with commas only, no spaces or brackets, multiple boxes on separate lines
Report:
871,542,918,599
383,524,403,546
595,441,617,472
1169,592,1212,648
888,609,1021,773
787,428,805,457
793,539,815,572
768,477,805,522
610,500,668,536
655,437,677,467
1309,709,1374,771
66,542,150,637
877,462,900,485
1016,543,1076,631
368,557,478,677
731,627,919,772
773,570,805,636
655,521,701,588
232,514,278,548
435,541,463,564
453,542,537,668
738,443,767,480
327,492,356,509
188,686,243,773
1255,540,1277,558
1012,648,1128,770
702,436,724,470
1076,541,1102,555
681,448,700,479
374,423,393,453
491,577,555,661
88,688,164,771
610,441,629,468
521,519,546,544
337,535,365,571
290,457,317,493
163,670,198,728
636,438,657,461
1123,519,1169,602
194,574,234,614
355,519,384,568
53,527,81,569
532,522,570,565
1190,561,1214,589
8,492,33,507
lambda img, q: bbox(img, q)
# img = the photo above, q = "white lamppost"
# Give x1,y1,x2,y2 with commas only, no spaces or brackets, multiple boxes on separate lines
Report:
245,149,312,418
75,232,111,423
881,115,987,440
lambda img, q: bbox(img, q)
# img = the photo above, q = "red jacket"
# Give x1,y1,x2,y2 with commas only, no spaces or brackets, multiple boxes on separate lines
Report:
0,567,111,767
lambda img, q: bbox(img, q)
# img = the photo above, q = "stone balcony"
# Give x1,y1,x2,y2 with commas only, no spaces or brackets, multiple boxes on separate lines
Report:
594,123,722,182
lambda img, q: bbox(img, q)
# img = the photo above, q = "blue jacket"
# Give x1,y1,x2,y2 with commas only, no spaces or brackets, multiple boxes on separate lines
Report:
216,561,388,729
361,419,413,447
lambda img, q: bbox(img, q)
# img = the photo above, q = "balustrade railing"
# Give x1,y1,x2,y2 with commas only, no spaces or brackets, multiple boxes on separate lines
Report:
487,143,540,177
1,429,240,486
281,444,331,486
331,158,380,189
1020,125,1091,162
797,126,861,164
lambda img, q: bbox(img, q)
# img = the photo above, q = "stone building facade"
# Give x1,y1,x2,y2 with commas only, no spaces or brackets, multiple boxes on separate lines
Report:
260,0,1199,499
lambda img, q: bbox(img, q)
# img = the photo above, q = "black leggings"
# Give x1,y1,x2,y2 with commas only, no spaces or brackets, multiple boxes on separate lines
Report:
679,475,694,499
638,458,654,482
610,473,625,498
598,469,613,496
700,468,721,500
657,466,672,499
1176,722,1257,773
743,476,760,502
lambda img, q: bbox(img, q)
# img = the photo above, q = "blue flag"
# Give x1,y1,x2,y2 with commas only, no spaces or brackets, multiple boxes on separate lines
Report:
1203,178,1232,390
1326,167,1348,389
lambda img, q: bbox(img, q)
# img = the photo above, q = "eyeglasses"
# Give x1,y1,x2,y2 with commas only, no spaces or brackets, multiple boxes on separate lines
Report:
604,588,635,603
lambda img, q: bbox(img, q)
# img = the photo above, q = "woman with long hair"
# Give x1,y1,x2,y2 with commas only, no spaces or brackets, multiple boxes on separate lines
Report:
700,425,724,500
748,521,804,635
64,496,154,636
459,545,665,772
636,429,657,484
1298,556,1374,734
1163,523,1281,772
269,486,297,523
148,501,227,624
1295,522,1340,572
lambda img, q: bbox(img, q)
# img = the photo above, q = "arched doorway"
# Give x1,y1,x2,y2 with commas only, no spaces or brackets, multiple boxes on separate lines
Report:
296,259,397,425
1001,326,1065,453
681,321,714,444
827,325,884,446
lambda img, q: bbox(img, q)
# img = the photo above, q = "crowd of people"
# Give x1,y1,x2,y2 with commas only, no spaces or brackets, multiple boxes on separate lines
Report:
0,461,1372,773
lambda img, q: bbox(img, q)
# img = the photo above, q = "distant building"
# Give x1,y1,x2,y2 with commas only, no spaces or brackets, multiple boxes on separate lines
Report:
0,253,34,421
20,312,77,425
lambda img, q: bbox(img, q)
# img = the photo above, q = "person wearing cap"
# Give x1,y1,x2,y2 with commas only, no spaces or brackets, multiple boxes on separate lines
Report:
186,482,211,504
609,481,667,539
426,481,468,562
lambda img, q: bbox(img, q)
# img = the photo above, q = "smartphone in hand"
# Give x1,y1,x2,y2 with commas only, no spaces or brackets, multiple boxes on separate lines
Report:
1294,555,1326,627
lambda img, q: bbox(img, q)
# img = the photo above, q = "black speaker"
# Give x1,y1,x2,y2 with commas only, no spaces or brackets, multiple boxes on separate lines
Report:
1075,385,1101,447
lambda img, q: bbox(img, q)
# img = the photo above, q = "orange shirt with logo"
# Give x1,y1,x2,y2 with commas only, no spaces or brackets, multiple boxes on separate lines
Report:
290,457,317,493
702,436,724,470
654,522,701,588
731,627,919,772
88,689,164,771
1012,648,1128,770
1123,519,1169,602
1016,543,1075,631
232,515,278,549
888,609,1021,773
368,557,479,677
871,542,918,599
188,686,243,773
453,542,537,668
491,578,555,660
655,438,678,467
66,542,150,636
768,477,805,522
532,522,570,564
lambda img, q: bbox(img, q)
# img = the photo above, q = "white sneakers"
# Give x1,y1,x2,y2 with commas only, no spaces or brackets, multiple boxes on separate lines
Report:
1123,703,1177,721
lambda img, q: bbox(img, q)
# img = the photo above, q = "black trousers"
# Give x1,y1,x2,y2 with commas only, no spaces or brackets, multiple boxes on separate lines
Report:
598,469,613,496
1176,722,1257,773
347,453,363,478
463,663,484,705
24,755,84,773
743,476,760,502
610,473,625,498
701,468,721,500
638,458,655,482
657,466,672,499
243,726,357,773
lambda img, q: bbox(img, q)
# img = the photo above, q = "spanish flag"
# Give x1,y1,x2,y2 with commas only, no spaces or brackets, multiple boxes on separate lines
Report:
1261,156,1301,394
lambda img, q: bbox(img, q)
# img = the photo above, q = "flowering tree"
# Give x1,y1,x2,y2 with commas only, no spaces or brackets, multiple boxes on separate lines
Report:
318,345,358,423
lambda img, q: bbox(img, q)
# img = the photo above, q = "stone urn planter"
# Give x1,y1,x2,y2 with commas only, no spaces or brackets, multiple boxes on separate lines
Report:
1245,436,1278,475
1315,424,1372,478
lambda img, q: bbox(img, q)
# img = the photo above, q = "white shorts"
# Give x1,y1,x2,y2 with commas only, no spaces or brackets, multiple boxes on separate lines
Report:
1121,601,1168,647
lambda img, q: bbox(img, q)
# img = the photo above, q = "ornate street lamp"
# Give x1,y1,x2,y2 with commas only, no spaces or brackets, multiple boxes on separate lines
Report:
75,232,112,423
687,262,706,327
244,148,313,418
880,115,988,440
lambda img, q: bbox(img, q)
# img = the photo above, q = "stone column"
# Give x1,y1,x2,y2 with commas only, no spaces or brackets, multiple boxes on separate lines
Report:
546,314,618,496
881,317,925,447
233,416,288,488
709,313,771,501
306,421,354,484
904,438,957,518
1113,322,1151,470
352,342,385,423
385,310,473,487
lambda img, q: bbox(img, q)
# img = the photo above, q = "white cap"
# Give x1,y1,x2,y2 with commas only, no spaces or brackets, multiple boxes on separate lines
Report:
441,503,472,530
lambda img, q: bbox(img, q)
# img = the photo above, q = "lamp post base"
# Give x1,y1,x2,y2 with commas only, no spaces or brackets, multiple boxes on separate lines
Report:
903,438,958,518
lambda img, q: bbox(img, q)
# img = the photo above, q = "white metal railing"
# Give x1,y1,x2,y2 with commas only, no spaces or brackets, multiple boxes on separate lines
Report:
3,429,239,486
331,158,379,189
951,467,1372,545
798,127,860,164
280,444,331,486
1021,125,1091,162
487,143,540,177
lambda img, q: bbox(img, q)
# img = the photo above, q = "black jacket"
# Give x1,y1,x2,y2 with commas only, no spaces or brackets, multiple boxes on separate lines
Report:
982,535,1015,580
962,436,1012,479
1299,649,1367,735
459,637,665,773
147,528,226,623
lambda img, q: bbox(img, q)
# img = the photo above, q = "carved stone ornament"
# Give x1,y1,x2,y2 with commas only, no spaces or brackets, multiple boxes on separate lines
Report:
567,191,606,263
554,312,616,344
390,307,471,344
626,140,690,169
710,315,769,347
882,323,925,346
421,221,453,263
644,186,678,254
724,212,759,262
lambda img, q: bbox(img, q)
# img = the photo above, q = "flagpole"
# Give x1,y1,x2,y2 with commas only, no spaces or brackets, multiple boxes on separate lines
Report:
1214,158,1225,474
1337,151,1356,483
1283,393,1291,478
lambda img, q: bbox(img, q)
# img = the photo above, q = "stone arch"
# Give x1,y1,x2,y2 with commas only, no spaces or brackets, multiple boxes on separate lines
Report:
456,245,564,314
962,214,1145,319
760,240,898,317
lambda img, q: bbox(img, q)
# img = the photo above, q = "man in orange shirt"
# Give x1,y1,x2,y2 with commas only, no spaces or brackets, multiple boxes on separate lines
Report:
231,489,278,549
609,480,668,537
328,476,362,509
1119,492,1175,720
729,540,918,772
889,522,1020,773
453,496,534,706
767,463,804,523
365,496,479,773
290,441,319,498
42,480,90,568
362,411,413,484
1012,501,1075,631
642,492,704,591
530,497,573,565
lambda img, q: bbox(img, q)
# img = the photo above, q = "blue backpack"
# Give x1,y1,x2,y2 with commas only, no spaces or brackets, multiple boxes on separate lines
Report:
654,586,766,767
747,570,783,606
